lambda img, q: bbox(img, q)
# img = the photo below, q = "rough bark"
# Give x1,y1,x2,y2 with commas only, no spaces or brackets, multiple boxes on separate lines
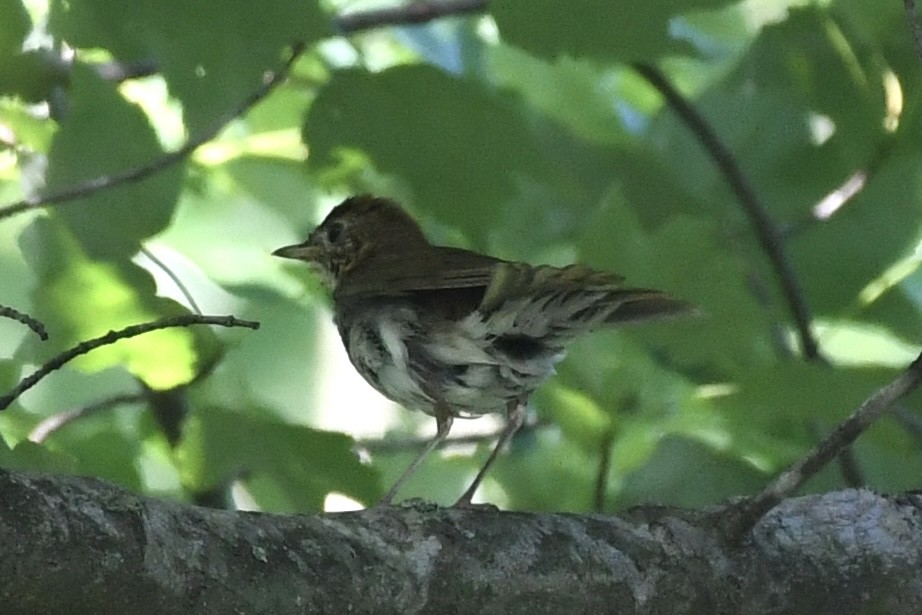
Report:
1,468,919,614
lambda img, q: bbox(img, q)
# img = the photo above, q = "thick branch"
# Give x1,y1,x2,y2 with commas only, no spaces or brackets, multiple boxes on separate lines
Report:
1,469,920,614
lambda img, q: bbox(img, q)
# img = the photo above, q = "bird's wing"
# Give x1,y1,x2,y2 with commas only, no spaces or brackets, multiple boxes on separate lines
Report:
336,246,501,297
479,262,692,334
338,247,692,328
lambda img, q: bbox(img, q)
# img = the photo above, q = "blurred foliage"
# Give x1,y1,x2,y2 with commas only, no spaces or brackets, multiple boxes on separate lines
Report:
1,0,921,514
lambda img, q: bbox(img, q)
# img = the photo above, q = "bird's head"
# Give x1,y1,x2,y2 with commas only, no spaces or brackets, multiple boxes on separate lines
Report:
272,195,428,290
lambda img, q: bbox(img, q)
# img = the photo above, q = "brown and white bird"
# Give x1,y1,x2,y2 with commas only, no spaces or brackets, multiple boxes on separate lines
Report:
273,195,691,505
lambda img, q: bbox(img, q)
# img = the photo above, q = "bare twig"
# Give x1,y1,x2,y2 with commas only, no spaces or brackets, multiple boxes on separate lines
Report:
335,0,487,33
90,1,490,85
94,58,159,82
730,352,922,539
894,405,922,440
139,246,203,314
905,0,922,62
633,63,821,362
28,393,145,443
359,416,546,453
809,420,864,489
0,314,260,411
594,430,615,513
0,43,306,222
0,304,48,340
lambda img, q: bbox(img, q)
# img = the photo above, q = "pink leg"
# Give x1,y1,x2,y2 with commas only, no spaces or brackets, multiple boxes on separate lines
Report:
455,401,526,506
378,410,453,505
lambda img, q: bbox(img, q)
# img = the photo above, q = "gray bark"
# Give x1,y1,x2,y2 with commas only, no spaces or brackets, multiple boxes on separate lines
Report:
1,468,919,614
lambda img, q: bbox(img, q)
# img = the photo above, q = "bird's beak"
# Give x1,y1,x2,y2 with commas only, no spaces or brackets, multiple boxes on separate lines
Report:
272,241,323,262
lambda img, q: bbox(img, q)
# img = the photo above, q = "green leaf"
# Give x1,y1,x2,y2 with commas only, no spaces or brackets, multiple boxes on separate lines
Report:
305,65,556,241
51,426,143,491
715,363,895,465
45,64,182,259
579,193,773,373
491,0,736,63
0,51,72,103
177,406,379,511
0,359,18,395
618,436,765,507
790,155,922,315
50,0,331,133
0,0,30,56
489,45,629,146
20,218,204,390
0,440,78,474
0,97,57,151
489,429,599,511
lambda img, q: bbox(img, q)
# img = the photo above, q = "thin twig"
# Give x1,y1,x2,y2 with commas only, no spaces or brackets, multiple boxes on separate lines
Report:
0,43,306,222
90,1,489,85
594,430,615,513
28,393,145,443
905,0,922,62
359,416,547,453
335,0,487,33
729,352,922,539
139,246,203,314
0,304,49,340
633,63,821,362
0,314,260,411
93,58,159,82
894,405,922,441
808,420,864,489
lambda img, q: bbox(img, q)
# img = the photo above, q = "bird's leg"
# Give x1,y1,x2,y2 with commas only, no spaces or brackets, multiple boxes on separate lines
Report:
378,406,454,505
455,401,526,506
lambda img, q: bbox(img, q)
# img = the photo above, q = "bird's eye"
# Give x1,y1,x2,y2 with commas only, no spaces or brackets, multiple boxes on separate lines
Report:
325,221,345,244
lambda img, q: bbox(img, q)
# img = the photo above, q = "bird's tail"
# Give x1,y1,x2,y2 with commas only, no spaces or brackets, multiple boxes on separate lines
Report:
480,263,693,340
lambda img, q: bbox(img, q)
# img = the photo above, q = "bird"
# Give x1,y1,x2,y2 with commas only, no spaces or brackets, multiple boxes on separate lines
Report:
273,195,692,505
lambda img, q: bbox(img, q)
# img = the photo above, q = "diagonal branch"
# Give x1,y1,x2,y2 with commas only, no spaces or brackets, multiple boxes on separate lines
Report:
729,351,922,539
0,43,306,222
0,314,259,411
27,393,145,443
633,63,821,362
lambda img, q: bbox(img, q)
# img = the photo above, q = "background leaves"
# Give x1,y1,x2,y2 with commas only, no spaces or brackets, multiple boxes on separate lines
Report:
1,0,921,513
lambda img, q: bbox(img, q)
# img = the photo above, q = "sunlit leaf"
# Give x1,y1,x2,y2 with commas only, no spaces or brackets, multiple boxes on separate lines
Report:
20,219,201,390
177,406,379,512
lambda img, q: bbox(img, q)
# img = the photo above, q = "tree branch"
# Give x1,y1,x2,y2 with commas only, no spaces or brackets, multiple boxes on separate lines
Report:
633,63,821,362
730,351,922,538
0,314,259,411
0,43,306,222
0,304,48,340
27,392,145,443
1,469,919,614
905,0,922,62
335,0,487,33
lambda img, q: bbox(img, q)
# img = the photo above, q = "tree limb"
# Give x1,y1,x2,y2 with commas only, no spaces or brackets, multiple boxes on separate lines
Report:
0,469,919,614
